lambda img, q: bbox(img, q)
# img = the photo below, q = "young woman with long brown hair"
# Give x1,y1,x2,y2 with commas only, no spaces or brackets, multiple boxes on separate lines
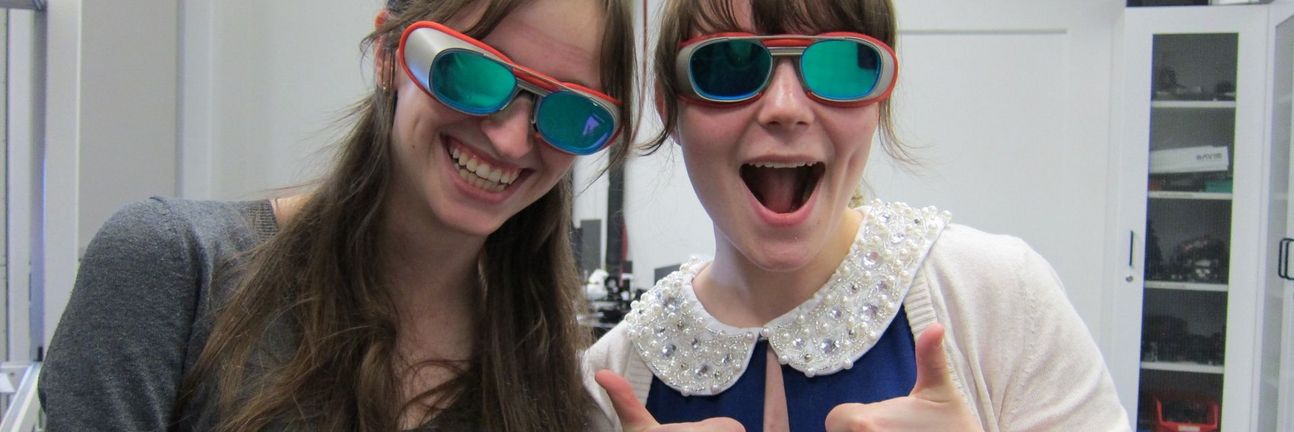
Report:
39,0,635,430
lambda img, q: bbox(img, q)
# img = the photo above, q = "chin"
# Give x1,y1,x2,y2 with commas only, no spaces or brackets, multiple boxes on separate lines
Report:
740,240,818,273
437,208,507,238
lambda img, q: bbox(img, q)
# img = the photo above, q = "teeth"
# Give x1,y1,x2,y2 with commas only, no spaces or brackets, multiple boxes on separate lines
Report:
751,161,812,169
449,143,522,192
477,165,494,181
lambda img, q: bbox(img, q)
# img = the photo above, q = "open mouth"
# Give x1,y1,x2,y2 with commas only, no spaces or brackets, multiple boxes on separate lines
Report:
740,162,825,214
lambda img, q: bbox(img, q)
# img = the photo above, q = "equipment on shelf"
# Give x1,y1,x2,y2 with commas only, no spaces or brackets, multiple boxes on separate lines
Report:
584,268,643,337
1169,235,1228,283
1145,233,1229,284
1141,315,1225,365
1151,392,1219,432
1147,172,1232,193
1145,222,1168,281
1149,146,1229,175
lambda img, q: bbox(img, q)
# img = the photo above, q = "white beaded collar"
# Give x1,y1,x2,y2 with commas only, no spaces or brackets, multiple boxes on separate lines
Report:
623,201,951,396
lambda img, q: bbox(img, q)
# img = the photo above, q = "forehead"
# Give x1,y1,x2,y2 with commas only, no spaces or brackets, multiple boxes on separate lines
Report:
480,0,605,89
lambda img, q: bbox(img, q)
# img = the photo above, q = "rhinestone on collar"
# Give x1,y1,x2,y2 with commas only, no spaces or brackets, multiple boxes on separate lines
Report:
623,201,951,396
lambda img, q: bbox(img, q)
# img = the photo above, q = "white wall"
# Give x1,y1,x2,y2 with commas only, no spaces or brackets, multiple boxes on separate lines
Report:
182,0,378,200
875,2,1122,343
40,0,81,351
39,0,180,348
8,8,40,361
1,9,9,359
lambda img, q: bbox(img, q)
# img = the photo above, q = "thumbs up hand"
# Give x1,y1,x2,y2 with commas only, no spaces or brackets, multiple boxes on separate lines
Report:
824,323,983,431
595,370,746,432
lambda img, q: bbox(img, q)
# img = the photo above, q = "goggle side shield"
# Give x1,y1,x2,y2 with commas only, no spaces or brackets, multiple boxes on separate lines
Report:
675,32,899,106
398,21,621,155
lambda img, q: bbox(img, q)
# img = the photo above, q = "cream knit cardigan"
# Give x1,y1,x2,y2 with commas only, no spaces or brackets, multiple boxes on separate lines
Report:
583,223,1131,431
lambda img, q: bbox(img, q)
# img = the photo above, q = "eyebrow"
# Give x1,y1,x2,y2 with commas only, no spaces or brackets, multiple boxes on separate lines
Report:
492,46,600,90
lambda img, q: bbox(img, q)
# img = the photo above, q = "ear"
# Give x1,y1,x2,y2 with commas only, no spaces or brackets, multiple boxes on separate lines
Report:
374,10,396,91
653,82,668,120
375,42,396,91
654,82,684,145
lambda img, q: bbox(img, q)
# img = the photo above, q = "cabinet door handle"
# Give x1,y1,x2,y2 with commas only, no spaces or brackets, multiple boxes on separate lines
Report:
1128,231,1136,268
1280,238,1294,281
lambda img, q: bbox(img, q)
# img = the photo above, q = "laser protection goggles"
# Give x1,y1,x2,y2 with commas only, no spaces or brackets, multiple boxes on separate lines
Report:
675,32,899,106
398,21,622,155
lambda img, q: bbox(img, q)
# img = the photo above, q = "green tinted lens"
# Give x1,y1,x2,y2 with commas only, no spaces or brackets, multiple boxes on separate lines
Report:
431,51,517,114
801,40,881,101
690,40,771,101
535,91,615,154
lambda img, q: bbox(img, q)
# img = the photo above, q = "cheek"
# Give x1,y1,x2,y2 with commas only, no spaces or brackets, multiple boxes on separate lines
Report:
392,84,461,149
676,105,750,161
677,129,726,183
393,85,427,139
537,147,577,179
834,107,880,167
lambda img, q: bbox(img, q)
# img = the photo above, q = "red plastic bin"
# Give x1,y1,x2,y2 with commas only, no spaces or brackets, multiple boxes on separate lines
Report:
1152,392,1219,432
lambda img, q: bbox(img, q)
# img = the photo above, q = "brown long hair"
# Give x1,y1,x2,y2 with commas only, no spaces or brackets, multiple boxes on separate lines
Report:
645,0,913,166
176,0,636,430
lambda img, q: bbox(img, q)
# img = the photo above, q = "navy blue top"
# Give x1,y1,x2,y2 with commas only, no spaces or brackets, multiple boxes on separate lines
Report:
645,308,917,431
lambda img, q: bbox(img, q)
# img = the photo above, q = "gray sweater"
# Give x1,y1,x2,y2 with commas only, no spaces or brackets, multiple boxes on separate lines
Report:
40,198,277,431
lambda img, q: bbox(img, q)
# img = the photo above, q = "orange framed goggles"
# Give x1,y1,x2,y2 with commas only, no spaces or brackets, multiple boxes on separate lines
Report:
676,32,898,107
398,21,622,155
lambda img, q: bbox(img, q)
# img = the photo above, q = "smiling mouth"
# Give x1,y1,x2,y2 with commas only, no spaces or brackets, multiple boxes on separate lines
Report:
447,140,523,193
740,162,825,214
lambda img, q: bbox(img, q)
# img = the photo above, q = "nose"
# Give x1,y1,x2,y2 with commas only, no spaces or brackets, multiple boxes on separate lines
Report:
755,60,814,130
481,93,536,160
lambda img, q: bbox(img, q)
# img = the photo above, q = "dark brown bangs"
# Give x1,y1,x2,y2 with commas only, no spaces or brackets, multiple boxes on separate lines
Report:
686,1,741,34
685,0,895,45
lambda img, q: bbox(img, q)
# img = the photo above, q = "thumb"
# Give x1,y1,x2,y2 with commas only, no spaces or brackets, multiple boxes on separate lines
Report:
595,369,659,431
910,323,958,402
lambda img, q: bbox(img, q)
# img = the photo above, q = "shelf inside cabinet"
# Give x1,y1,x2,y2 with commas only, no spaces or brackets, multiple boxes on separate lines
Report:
1143,199,1231,284
1136,369,1225,431
1141,361,1225,375
1147,191,1233,200
1144,281,1228,292
1151,100,1237,109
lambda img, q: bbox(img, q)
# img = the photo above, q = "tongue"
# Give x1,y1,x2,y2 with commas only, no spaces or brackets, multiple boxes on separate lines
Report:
749,167,801,214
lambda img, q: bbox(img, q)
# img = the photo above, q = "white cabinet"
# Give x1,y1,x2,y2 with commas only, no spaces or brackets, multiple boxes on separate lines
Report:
1110,5,1286,431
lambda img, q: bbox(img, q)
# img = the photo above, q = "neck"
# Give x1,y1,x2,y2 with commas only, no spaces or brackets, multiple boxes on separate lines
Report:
378,203,487,362
696,210,862,327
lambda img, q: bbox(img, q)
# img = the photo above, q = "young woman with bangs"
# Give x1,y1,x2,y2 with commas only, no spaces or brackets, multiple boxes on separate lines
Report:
39,0,635,430
585,1,1129,431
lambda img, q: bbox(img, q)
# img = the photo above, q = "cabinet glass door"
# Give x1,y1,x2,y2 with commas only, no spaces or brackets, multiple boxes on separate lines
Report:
1138,33,1237,431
